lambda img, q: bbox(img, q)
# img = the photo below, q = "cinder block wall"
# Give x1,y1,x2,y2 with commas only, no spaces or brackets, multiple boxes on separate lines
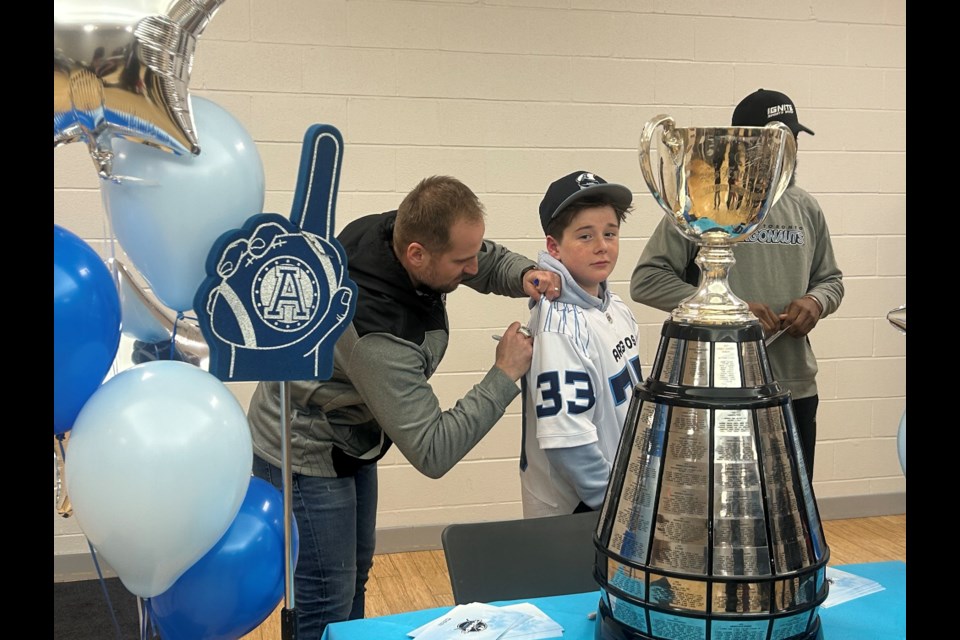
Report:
53,0,906,567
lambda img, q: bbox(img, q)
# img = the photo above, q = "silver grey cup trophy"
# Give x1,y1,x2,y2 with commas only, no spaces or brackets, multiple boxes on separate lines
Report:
592,116,828,640
639,115,796,324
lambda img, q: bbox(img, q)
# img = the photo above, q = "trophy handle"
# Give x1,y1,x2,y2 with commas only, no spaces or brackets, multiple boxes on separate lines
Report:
766,122,797,206
638,114,678,215
887,304,906,334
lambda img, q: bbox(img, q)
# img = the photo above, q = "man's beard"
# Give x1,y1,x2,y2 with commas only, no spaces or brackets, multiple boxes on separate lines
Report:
418,264,462,294
428,280,460,294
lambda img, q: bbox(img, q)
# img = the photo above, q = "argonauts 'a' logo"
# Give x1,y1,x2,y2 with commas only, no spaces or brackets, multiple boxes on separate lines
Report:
194,124,357,382
255,256,321,331
198,216,354,380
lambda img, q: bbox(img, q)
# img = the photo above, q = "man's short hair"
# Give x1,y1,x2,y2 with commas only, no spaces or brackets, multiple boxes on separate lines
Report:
394,176,485,254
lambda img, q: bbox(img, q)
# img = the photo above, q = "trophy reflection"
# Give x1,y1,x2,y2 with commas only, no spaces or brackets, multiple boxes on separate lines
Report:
593,116,829,640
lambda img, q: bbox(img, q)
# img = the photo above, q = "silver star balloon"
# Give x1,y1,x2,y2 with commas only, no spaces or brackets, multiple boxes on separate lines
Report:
54,0,227,179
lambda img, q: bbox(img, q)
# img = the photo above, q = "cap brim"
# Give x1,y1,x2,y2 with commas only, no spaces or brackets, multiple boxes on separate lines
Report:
547,183,633,223
795,124,815,136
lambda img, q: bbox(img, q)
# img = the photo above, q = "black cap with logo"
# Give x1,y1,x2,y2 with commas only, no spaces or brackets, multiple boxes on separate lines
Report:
538,171,633,233
732,89,815,137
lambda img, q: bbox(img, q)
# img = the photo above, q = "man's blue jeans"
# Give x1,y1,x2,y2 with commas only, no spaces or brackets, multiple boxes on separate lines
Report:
252,454,378,639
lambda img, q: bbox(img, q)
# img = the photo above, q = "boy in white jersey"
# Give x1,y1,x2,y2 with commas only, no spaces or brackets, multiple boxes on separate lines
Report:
520,171,642,518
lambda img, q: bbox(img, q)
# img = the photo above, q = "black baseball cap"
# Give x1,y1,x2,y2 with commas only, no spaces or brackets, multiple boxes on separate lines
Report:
731,89,815,137
538,171,633,232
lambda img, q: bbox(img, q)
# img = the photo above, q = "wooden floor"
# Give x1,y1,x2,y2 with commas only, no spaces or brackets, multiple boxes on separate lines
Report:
240,514,905,639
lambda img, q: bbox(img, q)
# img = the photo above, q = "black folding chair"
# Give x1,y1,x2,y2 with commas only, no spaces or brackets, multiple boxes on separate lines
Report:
440,510,601,604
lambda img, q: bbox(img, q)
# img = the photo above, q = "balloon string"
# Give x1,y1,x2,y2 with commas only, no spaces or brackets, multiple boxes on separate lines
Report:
55,434,68,516
100,187,118,264
88,540,123,640
138,597,157,639
170,312,184,360
105,258,122,379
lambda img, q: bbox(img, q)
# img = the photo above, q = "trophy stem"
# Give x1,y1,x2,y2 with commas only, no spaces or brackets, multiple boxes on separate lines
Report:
673,240,753,325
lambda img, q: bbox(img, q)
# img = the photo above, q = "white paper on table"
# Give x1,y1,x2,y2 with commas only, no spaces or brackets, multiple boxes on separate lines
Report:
409,602,529,640
499,603,564,639
821,567,886,608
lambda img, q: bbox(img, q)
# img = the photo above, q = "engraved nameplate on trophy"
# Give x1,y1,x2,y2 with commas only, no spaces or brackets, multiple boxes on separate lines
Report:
607,593,649,635
714,342,742,388
648,574,708,611
741,341,766,386
608,560,647,598
658,337,682,384
711,580,769,613
712,546,770,577
654,513,709,545
713,516,767,548
681,341,711,386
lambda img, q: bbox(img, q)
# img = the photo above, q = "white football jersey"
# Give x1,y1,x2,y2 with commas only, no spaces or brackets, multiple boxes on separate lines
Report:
520,258,641,518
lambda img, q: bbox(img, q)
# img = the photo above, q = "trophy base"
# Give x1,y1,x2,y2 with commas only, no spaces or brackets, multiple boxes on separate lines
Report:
595,598,825,640
591,319,829,640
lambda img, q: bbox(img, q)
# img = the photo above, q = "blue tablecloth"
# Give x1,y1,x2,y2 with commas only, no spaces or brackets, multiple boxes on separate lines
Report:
321,561,905,640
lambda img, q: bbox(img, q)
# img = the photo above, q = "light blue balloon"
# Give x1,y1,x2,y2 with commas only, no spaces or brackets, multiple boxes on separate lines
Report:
102,96,265,312
897,409,905,476
65,360,253,598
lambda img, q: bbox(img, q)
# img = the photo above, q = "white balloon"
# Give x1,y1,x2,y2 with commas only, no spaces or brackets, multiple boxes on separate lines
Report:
65,360,252,598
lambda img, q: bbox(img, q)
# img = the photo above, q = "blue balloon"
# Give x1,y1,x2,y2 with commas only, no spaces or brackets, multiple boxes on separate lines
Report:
102,96,265,312
53,225,121,435
148,477,299,640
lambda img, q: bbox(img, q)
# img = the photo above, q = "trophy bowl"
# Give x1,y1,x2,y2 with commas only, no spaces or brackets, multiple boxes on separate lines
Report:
639,115,797,324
